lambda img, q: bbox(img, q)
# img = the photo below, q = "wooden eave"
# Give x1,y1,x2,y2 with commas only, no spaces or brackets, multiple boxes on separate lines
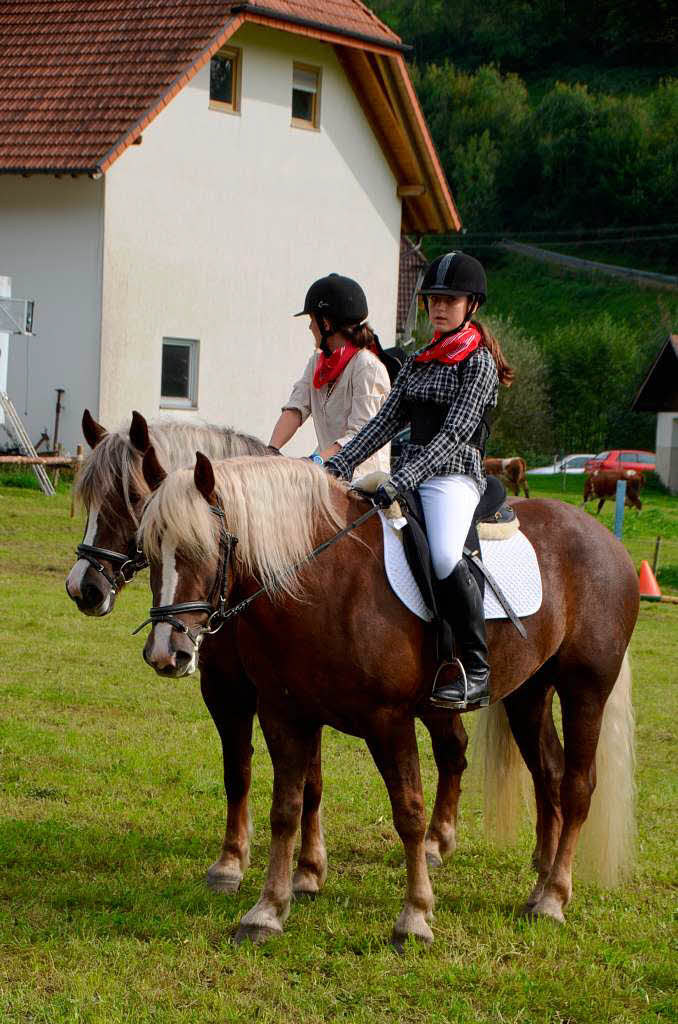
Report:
334,48,459,234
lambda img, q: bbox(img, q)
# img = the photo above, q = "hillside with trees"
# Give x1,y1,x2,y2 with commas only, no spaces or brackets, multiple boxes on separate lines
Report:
371,1,677,461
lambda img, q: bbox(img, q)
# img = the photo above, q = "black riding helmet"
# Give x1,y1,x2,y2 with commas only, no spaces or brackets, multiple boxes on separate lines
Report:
420,251,487,308
295,273,368,327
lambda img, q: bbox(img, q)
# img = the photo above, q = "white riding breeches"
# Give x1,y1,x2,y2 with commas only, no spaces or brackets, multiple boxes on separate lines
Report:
418,474,481,580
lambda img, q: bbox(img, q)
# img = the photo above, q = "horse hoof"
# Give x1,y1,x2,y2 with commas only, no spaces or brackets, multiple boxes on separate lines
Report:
234,923,281,946
206,871,242,894
391,927,434,953
425,850,443,870
523,901,565,924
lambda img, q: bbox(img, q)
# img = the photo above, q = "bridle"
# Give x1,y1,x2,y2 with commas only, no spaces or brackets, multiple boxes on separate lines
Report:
75,538,149,594
133,499,380,651
133,502,238,648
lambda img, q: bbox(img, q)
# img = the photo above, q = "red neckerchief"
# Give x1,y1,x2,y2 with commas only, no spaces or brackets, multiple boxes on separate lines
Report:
313,342,360,389
414,324,481,365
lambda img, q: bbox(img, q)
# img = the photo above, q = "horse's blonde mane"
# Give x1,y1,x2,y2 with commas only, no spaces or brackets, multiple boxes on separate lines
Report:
74,420,270,526
140,457,346,599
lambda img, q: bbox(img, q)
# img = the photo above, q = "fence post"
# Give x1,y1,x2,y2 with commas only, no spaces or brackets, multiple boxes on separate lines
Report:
614,480,627,539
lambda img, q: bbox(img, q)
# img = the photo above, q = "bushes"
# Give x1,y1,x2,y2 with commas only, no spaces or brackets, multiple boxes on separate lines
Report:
410,63,677,233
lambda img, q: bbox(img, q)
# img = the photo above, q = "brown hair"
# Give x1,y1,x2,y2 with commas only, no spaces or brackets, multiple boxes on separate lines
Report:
339,321,378,351
472,319,514,387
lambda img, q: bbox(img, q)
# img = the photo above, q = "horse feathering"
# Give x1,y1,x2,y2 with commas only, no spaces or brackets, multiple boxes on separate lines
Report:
139,457,347,599
74,420,270,527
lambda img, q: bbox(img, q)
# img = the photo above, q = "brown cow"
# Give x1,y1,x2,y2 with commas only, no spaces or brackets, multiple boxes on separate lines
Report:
484,456,530,497
582,469,642,514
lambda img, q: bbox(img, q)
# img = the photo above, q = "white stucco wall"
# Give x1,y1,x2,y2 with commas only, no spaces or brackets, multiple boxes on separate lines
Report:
100,24,401,452
0,177,104,451
656,412,678,493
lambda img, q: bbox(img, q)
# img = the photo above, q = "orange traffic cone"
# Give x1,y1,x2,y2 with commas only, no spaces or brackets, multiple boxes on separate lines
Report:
639,560,661,601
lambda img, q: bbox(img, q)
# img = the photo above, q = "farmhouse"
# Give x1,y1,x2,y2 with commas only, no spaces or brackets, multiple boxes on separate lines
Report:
0,0,458,454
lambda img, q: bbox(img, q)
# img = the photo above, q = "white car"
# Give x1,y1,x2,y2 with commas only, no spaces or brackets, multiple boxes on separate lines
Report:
528,454,595,475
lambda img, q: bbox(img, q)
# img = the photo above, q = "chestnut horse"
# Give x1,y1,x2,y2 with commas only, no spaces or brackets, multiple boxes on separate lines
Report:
66,411,469,895
485,456,530,498
138,451,638,946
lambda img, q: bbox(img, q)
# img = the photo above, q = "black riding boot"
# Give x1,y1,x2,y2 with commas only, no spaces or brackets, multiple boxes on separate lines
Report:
430,559,491,711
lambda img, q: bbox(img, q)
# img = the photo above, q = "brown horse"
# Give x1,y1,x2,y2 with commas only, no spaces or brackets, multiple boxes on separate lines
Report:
138,451,638,946
66,411,469,895
485,456,530,498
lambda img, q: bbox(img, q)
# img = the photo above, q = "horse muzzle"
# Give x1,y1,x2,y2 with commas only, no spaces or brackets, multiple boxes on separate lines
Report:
143,625,198,678
65,560,116,616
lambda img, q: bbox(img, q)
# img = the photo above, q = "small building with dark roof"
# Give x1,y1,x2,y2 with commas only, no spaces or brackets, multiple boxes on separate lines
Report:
632,334,678,493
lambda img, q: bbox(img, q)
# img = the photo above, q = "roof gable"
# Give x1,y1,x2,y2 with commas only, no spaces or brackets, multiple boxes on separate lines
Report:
0,0,459,231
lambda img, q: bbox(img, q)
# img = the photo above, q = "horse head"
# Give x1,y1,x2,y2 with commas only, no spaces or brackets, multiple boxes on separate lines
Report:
65,409,152,615
138,449,230,678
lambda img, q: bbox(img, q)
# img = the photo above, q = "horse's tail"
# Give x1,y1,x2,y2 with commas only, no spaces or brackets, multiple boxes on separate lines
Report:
474,702,530,844
518,457,530,497
577,648,636,886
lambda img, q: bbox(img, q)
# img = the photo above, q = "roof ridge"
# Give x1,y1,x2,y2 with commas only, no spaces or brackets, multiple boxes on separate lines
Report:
349,0,400,42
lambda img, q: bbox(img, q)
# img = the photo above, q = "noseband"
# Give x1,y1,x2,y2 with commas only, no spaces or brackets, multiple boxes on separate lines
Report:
133,503,238,649
74,538,149,594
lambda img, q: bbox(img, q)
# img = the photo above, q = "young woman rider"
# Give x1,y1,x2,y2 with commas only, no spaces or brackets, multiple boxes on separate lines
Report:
269,274,393,477
326,252,514,712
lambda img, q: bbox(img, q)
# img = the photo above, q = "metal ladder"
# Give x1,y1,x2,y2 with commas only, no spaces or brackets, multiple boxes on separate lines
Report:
0,391,55,495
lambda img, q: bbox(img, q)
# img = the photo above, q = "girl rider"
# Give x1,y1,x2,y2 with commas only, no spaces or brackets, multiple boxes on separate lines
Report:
270,274,393,476
326,252,514,712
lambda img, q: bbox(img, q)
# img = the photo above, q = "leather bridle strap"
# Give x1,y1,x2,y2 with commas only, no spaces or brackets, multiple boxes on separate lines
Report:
133,503,237,646
133,501,380,643
76,541,149,593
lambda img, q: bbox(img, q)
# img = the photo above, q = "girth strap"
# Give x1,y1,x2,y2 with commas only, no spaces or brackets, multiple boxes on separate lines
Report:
463,547,527,638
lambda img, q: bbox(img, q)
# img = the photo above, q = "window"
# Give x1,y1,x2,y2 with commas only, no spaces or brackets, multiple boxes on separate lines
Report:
209,47,240,113
636,452,655,464
292,64,320,129
161,338,199,408
565,456,589,469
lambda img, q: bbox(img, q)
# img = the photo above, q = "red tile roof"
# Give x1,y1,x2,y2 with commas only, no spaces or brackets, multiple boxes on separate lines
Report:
0,1,402,174
0,1,459,231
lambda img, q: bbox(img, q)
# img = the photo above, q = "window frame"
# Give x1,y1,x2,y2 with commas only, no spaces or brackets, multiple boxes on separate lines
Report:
208,46,242,115
291,62,321,131
160,337,200,410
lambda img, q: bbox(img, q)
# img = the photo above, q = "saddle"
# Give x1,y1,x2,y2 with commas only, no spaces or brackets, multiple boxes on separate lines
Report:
352,472,524,638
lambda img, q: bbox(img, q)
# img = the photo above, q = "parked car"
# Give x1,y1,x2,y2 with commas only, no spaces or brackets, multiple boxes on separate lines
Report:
585,450,656,474
529,453,595,475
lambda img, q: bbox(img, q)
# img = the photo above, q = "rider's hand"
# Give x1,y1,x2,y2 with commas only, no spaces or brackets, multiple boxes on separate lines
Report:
372,480,399,508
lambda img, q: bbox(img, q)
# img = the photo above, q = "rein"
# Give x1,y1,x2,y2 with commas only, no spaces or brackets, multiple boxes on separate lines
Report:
133,501,381,649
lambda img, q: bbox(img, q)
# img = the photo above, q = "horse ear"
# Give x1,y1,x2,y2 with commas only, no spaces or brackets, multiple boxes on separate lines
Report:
129,410,150,453
142,445,167,492
194,451,216,503
82,409,107,449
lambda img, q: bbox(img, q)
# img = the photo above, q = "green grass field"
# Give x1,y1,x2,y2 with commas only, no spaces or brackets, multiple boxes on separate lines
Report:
0,481,676,1023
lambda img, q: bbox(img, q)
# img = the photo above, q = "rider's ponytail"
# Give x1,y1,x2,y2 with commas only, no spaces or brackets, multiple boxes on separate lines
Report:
472,319,514,387
339,321,378,351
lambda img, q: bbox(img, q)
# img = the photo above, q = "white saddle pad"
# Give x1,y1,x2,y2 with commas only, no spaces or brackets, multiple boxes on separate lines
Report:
379,511,542,622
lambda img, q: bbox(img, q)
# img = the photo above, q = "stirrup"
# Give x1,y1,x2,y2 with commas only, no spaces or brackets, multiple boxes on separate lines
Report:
430,658,490,711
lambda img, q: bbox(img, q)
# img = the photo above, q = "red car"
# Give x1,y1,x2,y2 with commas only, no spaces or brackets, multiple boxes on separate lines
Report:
585,450,656,474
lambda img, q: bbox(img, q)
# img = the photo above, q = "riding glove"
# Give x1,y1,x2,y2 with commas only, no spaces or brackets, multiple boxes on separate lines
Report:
372,479,400,508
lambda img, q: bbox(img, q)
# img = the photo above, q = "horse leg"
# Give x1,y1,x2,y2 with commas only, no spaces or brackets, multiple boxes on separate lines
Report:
366,713,434,948
293,728,328,896
502,674,564,910
201,669,256,894
596,497,605,514
527,674,607,923
235,710,318,944
522,479,530,498
418,709,468,867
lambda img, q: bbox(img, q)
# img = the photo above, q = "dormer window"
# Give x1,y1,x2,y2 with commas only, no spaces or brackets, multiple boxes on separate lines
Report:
209,47,240,113
292,64,320,129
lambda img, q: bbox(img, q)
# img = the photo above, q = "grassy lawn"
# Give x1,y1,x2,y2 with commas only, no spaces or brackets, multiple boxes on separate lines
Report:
0,482,676,1023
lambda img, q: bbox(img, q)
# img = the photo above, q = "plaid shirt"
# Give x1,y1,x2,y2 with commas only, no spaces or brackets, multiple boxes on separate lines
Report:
327,346,498,493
